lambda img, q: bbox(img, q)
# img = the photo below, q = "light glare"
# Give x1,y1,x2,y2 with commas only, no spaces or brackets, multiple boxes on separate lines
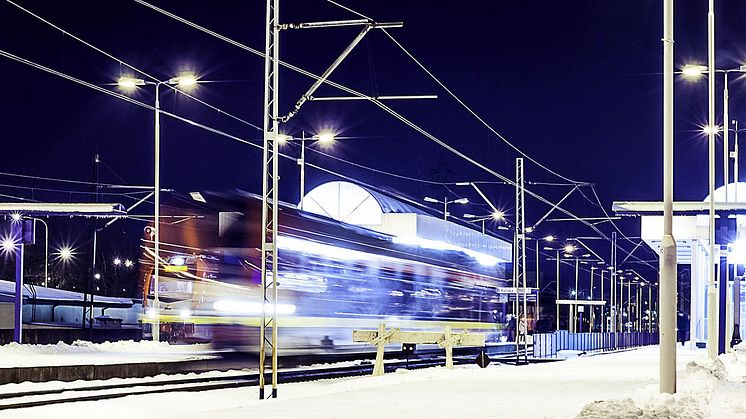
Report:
316,131,335,144
681,64,707,77
117,77,144,88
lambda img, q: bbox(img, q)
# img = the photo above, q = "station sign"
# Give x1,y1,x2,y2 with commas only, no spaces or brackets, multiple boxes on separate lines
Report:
164,265,188,272
495,287,538,294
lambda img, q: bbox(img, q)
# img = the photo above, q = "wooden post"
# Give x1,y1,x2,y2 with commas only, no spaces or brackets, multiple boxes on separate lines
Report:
373,323,386,376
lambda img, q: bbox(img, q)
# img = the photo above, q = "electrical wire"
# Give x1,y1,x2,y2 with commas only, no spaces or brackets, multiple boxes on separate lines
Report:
5,0,263,133
3,5,650,273
131,0,652,258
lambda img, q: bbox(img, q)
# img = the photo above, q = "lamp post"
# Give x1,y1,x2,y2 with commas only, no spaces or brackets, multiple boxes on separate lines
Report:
733,120,741,201
464,211,506,234
424,196,469,220
590,266,597,332
564,244,577,331
287,130,335,210
118,74,198,342
24,217,48,287
534,235,554,324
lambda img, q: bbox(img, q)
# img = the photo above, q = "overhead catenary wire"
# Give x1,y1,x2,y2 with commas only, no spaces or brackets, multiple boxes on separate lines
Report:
130,0,657,270
5,0,263,133
322,1,659,271
0,44,594,243
3,4,653,272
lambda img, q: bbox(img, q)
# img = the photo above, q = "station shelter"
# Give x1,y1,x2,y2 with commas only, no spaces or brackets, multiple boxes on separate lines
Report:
614,182,746,348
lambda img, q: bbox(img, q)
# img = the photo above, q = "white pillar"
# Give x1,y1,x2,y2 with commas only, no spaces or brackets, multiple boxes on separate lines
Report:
690,239,699,347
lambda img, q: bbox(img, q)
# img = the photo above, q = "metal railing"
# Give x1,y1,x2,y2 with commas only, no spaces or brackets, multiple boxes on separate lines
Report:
532,330,659,358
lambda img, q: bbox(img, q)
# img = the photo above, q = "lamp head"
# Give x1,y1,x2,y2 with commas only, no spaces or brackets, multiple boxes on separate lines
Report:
117,77,145,88
681,64,707,78
315,131,335,145
169,74,198,88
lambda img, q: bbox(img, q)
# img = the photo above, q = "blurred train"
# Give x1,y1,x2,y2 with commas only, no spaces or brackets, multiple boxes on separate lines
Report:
139,190,516,352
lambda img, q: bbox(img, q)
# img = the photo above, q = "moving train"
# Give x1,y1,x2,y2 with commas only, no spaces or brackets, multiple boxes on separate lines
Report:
139,190,515,352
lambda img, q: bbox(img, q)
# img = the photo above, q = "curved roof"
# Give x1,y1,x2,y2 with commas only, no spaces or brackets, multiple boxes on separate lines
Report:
299,181,429,225
702,181,746,203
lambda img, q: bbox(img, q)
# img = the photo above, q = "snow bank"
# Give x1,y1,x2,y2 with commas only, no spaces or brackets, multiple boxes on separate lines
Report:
577,344,746,419
0,340,178,356
683,357,727,381
0,340,214,367
576,392,709,419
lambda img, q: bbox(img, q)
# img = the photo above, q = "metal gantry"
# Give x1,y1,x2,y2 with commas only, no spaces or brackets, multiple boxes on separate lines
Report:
514,158,528,362
259,0,280,400
258,1,405,398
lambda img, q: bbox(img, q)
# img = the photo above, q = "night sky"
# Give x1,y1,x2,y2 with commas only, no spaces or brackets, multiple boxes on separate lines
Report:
2,1,746,291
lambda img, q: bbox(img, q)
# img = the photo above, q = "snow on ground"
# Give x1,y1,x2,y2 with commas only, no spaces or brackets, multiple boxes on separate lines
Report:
0,344,743,418
0,340,215,367
577,343,746,419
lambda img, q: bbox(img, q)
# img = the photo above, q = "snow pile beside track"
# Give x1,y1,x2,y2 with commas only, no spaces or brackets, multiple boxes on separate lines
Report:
0,340,214,367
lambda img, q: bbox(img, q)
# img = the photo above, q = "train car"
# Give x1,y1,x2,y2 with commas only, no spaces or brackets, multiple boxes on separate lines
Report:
139,190,515,352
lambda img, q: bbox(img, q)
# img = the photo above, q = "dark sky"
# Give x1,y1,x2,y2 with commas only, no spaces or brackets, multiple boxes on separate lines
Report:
2,0,746,283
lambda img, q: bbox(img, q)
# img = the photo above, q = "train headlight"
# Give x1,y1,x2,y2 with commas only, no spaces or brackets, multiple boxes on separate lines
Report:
212,300,296,315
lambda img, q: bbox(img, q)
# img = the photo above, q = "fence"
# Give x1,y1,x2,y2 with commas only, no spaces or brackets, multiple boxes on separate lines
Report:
532,330,659,358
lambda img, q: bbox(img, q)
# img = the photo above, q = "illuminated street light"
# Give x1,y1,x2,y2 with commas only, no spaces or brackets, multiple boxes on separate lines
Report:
10,213,21,222
170,74,197,88
117,72,200,343
702,125,720,135
681,64,707,77
1,237,15,253
93,273,101,280
564,244,576,253
424,196,469,220
124,259,134,268
56,246,74,263
113,258,122,266
492,210,505,220
117,76,146,88
297,131,336,210
544,235,555,242
315,131,335,145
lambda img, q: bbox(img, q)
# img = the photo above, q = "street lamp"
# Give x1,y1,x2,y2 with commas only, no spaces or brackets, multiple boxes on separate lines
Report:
285,130,336,210
681,62,746,359
528,234,556,327
1,236,16,254
56,246,74,263
19,217,49,287
463,211,507,233
118,73,198,342
424,196,469,220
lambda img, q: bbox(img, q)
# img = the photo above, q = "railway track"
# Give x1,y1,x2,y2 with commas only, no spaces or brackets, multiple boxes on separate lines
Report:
0,350,530,410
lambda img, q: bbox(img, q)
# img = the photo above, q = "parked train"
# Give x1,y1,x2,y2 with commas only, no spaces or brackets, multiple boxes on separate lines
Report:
139,190,514,352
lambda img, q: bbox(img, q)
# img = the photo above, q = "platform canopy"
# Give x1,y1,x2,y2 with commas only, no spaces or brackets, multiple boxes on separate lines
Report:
0,203,126,217
613,182,746,263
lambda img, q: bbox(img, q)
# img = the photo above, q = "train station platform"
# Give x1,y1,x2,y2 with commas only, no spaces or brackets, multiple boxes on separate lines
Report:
0,340,218,384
